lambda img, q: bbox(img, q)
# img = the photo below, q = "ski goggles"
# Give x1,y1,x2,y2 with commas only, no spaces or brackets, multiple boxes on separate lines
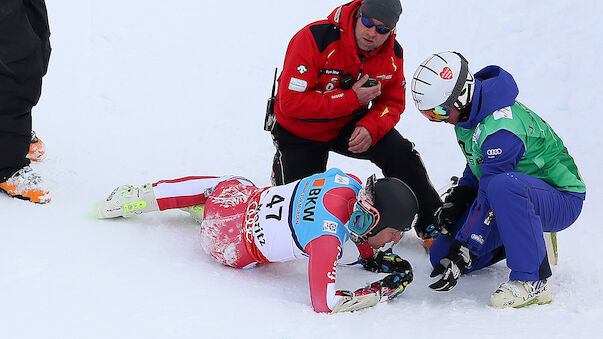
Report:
360,16,392,35
420,105,451,122
348,196,381,238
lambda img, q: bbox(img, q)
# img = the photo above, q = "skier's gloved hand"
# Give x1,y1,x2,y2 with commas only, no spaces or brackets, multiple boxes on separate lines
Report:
433,186,477,238
415,220,440,240
361,248,412,274
429,240,474,291
355,270,413,303
376,271,413,301
332,270,414,312
332,285,380,313
422,224,440,239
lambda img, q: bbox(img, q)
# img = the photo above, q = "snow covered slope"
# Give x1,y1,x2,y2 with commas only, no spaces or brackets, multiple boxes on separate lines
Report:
1,1,602,337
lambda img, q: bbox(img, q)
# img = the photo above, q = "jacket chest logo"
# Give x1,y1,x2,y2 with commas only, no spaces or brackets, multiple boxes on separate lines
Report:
320,69,343,76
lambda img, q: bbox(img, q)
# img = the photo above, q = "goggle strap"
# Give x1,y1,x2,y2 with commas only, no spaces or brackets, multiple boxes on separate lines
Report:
365,174,376,204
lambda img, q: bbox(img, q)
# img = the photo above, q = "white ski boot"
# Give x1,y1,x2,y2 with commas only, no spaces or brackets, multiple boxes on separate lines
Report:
95,184,159,219
490,279,552,308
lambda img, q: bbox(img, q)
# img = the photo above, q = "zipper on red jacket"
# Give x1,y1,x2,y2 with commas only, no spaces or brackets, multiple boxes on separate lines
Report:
356,68,363,82
357,56,365,81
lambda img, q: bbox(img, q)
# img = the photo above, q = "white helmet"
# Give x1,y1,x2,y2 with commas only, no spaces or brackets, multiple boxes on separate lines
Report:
411,51,475,121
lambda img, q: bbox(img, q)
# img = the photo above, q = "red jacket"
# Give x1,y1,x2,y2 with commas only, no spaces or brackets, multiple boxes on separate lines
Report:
275,0,405,144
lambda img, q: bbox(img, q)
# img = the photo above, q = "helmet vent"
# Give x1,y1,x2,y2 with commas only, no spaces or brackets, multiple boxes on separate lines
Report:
421,65,439,76
433,53,448,63
412,77,430,86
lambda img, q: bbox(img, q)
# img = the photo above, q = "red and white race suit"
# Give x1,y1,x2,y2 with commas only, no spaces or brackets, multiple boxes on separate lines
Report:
151,171,374,312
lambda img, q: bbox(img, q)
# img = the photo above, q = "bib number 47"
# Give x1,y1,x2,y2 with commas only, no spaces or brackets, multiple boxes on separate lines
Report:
265,194,285,220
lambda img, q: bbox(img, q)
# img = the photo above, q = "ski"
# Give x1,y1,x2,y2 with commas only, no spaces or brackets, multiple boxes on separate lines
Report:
544,232,558,266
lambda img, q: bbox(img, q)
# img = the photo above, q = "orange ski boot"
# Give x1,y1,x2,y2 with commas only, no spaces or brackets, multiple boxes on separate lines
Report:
0,166,50,203
27,130,46,162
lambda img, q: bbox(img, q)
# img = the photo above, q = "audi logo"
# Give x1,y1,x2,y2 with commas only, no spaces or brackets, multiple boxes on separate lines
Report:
487,148,503,156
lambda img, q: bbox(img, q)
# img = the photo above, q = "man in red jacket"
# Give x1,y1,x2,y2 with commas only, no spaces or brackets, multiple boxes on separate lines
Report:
270,0,441,238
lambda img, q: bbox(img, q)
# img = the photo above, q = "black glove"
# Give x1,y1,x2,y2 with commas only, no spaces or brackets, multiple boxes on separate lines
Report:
414,223,435,240
429,240,474,291
356,271,413,301
376,271,413,301
332,270,414,312
421,224,440,239
361,248,412,274
433,186,477,238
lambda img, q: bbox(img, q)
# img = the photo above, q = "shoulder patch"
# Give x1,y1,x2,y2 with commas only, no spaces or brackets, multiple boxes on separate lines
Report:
393,41,403,59
323,220,338,234
493,107,513,120
309,23,341,53
288,77,307,92
334,174,350,185
472,126,482,144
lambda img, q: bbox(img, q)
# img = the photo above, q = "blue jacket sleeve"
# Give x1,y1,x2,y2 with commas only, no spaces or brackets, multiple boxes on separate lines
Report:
455,129,525,254
458,165,478,190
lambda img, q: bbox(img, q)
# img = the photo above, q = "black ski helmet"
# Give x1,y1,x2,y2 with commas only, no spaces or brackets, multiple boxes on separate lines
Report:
368,177,419,236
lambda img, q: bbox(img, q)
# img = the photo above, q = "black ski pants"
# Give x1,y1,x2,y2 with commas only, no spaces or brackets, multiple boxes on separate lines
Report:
0,0,50,181
271,121,442,233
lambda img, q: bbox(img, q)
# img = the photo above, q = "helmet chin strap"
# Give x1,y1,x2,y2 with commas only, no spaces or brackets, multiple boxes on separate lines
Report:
350,232,369,244
459,102,472,122
351,224,386,244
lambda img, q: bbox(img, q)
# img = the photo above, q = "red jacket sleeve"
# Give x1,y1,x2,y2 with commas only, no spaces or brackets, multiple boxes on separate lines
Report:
277,27,360,121
305,235,343,313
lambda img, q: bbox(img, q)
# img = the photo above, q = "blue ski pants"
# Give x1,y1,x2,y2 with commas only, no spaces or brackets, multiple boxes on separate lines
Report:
430,172,584,281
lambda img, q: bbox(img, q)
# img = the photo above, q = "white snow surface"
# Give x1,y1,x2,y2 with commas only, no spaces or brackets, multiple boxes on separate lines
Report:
2,1,602,338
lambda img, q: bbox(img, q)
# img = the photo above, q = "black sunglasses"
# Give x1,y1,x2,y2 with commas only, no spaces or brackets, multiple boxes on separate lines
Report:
360,16,392,35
